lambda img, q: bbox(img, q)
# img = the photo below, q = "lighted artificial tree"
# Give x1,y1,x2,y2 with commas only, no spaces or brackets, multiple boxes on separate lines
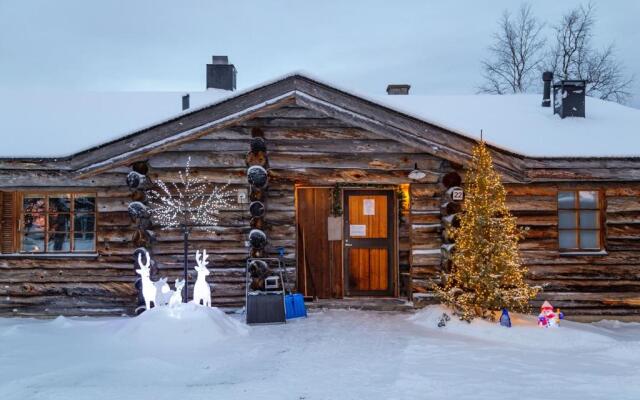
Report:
435,141,539,321
147,157,234,301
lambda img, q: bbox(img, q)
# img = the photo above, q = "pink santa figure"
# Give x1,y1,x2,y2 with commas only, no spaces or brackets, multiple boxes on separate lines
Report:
538,301,559,328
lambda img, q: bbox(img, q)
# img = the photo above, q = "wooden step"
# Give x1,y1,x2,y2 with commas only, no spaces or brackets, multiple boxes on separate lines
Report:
305,297,415,312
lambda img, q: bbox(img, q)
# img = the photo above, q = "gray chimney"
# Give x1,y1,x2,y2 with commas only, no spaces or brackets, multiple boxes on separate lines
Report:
386,84,410,95
553,80,586,118
541,71,553,107
206,55,236,91
182,94,190,111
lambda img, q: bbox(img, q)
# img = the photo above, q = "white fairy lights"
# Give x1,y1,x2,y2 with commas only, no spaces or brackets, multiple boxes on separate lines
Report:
147,156,234,230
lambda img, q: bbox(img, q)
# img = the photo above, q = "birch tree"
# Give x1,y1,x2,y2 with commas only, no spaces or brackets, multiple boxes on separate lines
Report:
547,3,633,103
479,3,546,94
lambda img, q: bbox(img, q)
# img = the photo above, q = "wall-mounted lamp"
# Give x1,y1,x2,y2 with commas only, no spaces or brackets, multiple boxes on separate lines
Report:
237,188,249,204
408,163,426,180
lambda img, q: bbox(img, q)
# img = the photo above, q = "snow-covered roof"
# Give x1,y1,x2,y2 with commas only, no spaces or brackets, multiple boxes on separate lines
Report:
1,74,639,159
372,94,640,158
0,89,230,158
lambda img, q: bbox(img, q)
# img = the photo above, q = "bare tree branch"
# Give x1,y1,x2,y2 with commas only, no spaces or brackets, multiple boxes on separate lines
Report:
547,2,634,103
479,3,546,94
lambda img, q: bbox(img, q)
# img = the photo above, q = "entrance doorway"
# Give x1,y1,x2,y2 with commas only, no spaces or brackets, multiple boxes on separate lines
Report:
296,187,396,299
343,190,395,296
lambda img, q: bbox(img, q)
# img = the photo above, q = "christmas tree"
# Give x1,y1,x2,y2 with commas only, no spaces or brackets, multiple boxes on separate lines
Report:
435,141,539,321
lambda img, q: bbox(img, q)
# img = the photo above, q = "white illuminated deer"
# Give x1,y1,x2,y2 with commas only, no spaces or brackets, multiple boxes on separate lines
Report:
169,278,185,307
154,277,171,306
136,250,157,310
193,249,211,307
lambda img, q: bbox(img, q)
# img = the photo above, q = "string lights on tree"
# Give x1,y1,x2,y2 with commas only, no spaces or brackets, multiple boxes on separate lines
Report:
434,140,539,321
147,156,235,301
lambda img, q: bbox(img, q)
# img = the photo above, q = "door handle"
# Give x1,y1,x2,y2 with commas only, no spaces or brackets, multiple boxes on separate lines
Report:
345,243,353,247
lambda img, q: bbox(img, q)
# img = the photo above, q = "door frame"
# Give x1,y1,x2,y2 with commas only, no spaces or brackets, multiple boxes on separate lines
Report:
342,189,397,297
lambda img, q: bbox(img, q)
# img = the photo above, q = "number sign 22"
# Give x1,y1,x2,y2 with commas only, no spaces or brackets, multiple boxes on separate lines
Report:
451,188,464,202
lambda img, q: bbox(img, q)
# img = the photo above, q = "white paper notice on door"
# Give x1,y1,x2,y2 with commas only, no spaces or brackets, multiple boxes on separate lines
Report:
363,199,375,215
349,224,366,237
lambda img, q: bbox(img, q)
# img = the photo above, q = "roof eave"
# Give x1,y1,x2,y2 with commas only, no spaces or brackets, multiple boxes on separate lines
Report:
70,74,529,182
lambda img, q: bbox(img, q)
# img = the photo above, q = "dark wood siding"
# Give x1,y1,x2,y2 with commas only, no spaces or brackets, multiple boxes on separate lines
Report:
0,184,138,316
141,106,442,309
1,101,639,321
411,182,640,321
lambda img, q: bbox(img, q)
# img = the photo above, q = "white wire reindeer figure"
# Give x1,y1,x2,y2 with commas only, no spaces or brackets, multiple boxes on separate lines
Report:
169,278,185,307
193,249,212,307
136,250,157,310
154,277,171,306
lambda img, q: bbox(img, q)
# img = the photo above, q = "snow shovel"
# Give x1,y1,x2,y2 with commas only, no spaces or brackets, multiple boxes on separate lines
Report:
279,246,307,319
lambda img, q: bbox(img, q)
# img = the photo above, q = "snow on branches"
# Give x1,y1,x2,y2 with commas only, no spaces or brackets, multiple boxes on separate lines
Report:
147,156,234,230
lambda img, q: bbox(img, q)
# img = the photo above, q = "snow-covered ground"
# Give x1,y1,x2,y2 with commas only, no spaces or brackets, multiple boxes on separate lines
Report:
0,305,638,400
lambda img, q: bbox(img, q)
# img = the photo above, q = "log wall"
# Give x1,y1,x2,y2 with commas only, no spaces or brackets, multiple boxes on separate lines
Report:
1,104,639,321
408,183,443,303
515,184,640,322
143,107,443,310
0,184,138,316
0,106,444,317
410,182,640,322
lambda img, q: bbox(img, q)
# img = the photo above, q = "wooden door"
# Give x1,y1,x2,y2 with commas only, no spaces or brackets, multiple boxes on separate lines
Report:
344,190,394,296
296,187,343,299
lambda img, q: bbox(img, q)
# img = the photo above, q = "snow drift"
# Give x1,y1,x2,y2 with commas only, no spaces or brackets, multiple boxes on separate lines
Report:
114,303,248,351
1,308,639,399
410,305,630,350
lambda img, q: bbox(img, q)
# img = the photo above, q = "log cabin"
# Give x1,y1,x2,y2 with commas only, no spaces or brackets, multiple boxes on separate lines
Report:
1,56,640,321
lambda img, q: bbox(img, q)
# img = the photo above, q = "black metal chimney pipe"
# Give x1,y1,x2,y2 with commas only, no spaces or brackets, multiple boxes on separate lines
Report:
206,56,236,91
542,71,553,107
182,94,190,111
386,84,411,95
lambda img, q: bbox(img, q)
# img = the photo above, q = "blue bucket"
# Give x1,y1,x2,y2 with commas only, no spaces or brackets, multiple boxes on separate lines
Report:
285,293,307,319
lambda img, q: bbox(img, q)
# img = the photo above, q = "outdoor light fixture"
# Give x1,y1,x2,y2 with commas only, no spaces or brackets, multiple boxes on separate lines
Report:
408,163,426,180
237,188,249,204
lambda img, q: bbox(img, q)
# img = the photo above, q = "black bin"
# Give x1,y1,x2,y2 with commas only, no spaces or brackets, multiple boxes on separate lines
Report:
246,293,286,325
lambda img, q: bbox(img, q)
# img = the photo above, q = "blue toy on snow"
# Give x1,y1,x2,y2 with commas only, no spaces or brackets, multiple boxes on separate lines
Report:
499,308,512,328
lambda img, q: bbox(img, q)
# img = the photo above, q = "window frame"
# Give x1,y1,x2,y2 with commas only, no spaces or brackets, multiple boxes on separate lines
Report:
557,189,604,253
18,192,97,254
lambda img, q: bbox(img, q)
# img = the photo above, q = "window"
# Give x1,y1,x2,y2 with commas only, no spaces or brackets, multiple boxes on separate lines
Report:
19,193,96,253
557,190,602,251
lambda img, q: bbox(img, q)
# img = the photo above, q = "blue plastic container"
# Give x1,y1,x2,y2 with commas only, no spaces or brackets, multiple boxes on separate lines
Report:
285,293,307,319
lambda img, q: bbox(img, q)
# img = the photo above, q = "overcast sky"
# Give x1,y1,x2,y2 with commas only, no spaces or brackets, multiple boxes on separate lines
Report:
1,0,638,108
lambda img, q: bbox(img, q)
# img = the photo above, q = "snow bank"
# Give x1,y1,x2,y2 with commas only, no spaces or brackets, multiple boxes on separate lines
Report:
0,309,639,399
411,305,623,349
114,303,248,351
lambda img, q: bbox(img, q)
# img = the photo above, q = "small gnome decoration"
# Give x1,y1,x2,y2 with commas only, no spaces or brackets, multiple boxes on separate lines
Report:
538,301,564,328
437,313,451,328
499,308,512,328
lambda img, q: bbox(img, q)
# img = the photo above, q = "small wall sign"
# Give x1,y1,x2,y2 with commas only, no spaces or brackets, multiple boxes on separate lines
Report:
349,224,366,237
363,199,375,215
327,216,342,241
